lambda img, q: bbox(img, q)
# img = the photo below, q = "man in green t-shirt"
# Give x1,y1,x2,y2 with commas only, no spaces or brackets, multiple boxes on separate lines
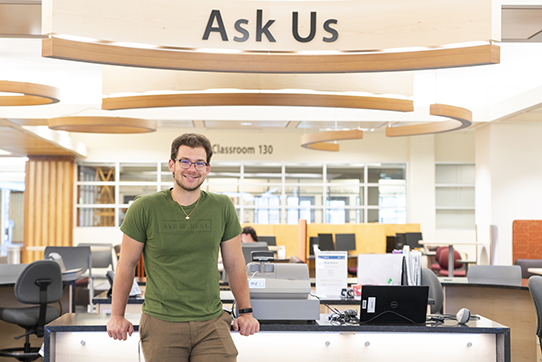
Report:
107,133,259,362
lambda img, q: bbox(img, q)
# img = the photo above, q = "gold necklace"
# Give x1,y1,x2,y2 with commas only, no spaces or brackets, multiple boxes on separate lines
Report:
172,191,201,220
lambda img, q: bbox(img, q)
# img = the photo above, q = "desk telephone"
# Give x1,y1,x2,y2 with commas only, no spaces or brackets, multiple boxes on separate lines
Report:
106,271,142,297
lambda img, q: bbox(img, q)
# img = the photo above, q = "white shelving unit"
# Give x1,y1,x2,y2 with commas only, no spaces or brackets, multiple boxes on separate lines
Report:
435,163,475,229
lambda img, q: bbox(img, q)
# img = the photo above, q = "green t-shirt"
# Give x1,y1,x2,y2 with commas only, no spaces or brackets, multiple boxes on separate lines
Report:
120,189,242,322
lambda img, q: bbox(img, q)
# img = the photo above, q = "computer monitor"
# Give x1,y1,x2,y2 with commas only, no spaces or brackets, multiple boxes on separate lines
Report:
404,232,423,249
386,236,396,253
359,285,429,324
258,236,276,246
241,242,269,264
309,236,319,256
335,233,356,252
317,233,335,251
395,233,406,250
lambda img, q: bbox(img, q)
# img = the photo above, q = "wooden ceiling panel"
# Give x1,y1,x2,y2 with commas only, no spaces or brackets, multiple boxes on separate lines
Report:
0,122,80,156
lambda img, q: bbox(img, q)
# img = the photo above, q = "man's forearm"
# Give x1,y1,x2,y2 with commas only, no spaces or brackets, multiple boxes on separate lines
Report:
226,264,252,309
110,262,137,317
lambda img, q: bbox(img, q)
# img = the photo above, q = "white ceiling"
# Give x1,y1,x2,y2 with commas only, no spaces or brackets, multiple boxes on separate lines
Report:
1,2,542,157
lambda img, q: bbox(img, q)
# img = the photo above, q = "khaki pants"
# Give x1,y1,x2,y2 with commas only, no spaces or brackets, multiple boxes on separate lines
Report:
139,311,238,362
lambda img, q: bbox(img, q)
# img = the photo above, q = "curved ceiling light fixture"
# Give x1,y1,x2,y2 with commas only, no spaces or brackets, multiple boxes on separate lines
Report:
301,103,472,151
385,104,472,137
301,129,364,151
102,92,414,112
43,37,499,73
48,116,157,133
0,80,61,106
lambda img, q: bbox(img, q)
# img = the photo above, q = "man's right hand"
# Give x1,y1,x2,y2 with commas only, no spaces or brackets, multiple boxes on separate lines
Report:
107,315,134,341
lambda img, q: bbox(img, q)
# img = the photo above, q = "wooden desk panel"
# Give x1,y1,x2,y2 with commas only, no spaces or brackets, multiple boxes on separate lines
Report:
443,284,535,362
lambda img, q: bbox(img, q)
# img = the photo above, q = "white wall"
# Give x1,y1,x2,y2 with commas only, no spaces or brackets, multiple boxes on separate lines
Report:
476,121,542,265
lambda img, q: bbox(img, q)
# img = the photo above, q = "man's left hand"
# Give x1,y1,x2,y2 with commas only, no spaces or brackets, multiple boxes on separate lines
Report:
233,314,260,336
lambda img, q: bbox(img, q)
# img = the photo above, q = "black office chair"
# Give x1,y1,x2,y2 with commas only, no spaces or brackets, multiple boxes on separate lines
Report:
0,260,63,362
528,275,542,354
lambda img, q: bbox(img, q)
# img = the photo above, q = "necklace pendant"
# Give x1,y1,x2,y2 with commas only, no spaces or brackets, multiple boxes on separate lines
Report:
185,216,190,220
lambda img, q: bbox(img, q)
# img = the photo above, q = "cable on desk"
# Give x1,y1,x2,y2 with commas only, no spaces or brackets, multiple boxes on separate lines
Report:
310,293,360,326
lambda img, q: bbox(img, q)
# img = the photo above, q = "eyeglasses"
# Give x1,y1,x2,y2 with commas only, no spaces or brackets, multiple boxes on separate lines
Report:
174,159,208,171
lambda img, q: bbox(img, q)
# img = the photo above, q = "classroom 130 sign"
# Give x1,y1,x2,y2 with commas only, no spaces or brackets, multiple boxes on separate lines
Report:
212,144,273,155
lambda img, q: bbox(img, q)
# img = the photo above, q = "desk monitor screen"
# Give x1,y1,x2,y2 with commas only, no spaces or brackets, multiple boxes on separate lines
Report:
404,232,423,249
241,242,269,264
335,233,356,252
317,233,335,251
309,236,319,256
395,233,406,250
258,236,276,246
360,285,429,324
386,236,396,253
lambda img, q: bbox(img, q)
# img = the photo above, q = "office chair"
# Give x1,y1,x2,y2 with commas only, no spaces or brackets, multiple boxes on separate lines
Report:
528,275,542,354
0,260,62,362
430,246,445,274
514,259,542,279
44,246,92,308
437,248,466,277
467,265,522,286
420,267,443,314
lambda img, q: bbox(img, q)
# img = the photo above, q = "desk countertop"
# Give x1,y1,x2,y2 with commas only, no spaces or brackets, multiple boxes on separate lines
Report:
439,277,529,290
45,312,508,335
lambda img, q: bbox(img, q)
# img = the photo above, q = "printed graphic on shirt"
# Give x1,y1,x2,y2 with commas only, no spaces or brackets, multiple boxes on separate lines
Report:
159,219,212,234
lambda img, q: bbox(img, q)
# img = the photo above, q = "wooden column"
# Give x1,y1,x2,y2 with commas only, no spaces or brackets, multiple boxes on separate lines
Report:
23,156,74,263
298,219,308,263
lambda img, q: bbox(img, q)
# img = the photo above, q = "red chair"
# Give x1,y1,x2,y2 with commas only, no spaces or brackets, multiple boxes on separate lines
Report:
438,248,466,277
430,246,446,274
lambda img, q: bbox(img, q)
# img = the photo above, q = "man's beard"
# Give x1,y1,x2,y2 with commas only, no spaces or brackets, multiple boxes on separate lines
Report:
174,174,204,192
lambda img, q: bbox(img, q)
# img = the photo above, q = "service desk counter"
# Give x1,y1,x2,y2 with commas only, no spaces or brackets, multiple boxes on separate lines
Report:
44,313,509,362
440,278,534,362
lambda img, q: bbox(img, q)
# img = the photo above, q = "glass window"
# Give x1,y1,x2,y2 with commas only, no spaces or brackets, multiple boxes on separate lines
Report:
119,163,158,182
76,161,408,226
207,164,241,180
242,185,281,206
326,198,348,224
78,163,115,182
368,164,405,183
244,164,282,185
287,196,315,224
78,185,116,205
119,185,158,204
368,182,406,207
285,164,323,183
77,207,115,227
327,164,364,182
253,195,281,224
